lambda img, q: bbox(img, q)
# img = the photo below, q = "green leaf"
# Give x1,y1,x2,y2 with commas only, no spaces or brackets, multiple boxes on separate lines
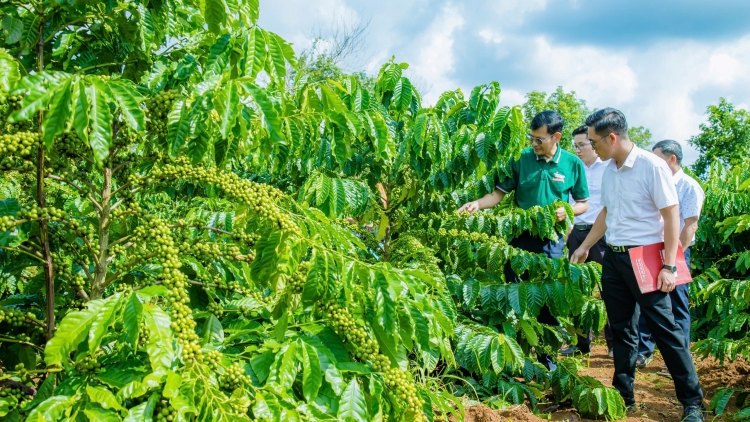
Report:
2,15,23,44
201,0,228,34
72,80,90,143
142,304,174,372
87,81,113,163
201,314,224,345
123,294,143,350
266,31,287,80
45,307,99,367
301,342,323,402
0,396,17,417
0,49,20,92
240,79,285,142
89,293,122,353
109,81,146,133
41,78,73,149
215,81,240,139
83,403,122,422
167,98,191,157
337,378,368,422
25,396,76,422
162,371,182,399
87,385,126,413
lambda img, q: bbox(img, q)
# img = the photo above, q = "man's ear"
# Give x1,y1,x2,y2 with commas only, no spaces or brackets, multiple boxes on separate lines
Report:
553,132,562,142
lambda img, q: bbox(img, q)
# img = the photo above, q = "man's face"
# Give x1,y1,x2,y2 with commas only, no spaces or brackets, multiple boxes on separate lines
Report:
587,126,614,160
653,147,675,166
529,126,559,156
573,133,597,163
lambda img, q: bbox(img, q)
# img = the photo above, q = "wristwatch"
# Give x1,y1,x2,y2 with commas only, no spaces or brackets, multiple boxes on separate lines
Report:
661,264,677,273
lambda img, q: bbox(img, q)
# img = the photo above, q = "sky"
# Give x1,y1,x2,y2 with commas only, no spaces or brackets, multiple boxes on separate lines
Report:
259,0,750,165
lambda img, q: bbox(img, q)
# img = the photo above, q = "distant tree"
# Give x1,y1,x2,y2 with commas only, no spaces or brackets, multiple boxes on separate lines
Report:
689,98,750,177
629,126,653,149
522,87,591,150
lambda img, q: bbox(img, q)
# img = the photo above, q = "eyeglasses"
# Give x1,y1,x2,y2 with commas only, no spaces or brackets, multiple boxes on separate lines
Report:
573,143,590,150
589,133,612,148
527,133,554,145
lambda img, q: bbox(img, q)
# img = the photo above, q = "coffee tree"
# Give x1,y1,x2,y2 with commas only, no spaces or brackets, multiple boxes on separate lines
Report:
0,0,624,421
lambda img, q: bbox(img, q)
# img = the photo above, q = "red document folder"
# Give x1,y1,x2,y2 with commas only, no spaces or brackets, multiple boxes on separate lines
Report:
628,243,692,294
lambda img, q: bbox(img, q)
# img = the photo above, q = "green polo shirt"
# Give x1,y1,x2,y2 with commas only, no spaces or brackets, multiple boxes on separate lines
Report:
496,146,589,210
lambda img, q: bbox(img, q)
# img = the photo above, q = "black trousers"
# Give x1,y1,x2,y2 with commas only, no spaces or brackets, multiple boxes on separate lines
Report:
601,249,703,407
503,232,564,370
566,229,613,351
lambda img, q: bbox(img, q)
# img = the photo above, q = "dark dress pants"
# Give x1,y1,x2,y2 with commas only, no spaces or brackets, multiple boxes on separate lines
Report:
601,249,703,407
566,229,613,352
637,248,692,357
503,232,564,371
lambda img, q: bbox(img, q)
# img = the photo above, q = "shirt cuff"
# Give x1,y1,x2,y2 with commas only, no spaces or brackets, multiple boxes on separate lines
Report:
572,197,590,202
495,186,510,194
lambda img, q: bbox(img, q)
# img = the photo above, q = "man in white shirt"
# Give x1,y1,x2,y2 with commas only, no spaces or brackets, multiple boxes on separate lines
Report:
571,109,704,421
636,140,705,375
561,125,613,357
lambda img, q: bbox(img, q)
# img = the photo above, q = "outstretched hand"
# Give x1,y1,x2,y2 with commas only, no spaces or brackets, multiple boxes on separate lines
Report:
457,201,480,214
555,206,567,222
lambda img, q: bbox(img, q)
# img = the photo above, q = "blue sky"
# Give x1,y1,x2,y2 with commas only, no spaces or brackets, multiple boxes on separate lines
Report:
259,0,750,164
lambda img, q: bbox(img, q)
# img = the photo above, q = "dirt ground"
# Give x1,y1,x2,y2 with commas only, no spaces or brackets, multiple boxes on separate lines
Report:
451,344,750,422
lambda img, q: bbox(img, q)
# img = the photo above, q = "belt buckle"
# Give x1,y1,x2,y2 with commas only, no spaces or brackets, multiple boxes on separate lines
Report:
608,244,627,253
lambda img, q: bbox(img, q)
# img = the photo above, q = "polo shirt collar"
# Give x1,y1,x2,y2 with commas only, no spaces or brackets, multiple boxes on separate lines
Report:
622,145,640,169
535,144,562,163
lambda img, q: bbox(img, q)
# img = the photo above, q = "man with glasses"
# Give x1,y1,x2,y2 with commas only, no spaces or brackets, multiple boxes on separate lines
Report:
560,125,614,358
570,109,704,421
458,110,590,370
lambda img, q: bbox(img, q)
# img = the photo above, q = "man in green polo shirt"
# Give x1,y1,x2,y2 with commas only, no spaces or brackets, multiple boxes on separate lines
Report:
458,110,590,370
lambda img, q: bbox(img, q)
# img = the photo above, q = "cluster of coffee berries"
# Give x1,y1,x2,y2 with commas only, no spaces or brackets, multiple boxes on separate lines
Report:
287,261,310,294
146,91,178,139
206,301,224,317
0,215,17,232
383,367,426,420
0,386,29,409
134,217,202,362
0,307,25,326
219,362,251,391
204,350,222,369
112,201,143,219
433,227,499,244
148,159,299,234
317,302,388,370
0,131,39,157
1,95,34,133
154,398,178,422
76,354,102,374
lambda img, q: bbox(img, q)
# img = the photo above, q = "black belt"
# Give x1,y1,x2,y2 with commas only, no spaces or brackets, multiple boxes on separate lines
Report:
573,224,593,231
607,243,640,253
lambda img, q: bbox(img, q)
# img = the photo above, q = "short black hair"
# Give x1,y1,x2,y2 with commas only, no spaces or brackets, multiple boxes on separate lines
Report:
572,125,589,137
531,110,563,135
585,108,628,138
652,139,683,164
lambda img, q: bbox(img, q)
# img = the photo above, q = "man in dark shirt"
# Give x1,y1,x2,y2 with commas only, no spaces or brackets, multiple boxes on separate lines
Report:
459,111,590,370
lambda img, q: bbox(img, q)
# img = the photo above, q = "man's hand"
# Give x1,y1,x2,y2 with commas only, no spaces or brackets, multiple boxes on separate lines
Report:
555,206,567,222
570,246,589,263
458,201,480,214
657,269,676,292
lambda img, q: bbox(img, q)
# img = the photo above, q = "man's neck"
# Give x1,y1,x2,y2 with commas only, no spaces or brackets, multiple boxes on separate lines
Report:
544,144,558,162
613,140,635,168
670,164,681,175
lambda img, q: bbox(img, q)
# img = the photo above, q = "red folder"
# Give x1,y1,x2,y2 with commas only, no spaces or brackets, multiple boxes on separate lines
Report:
628,243,692,294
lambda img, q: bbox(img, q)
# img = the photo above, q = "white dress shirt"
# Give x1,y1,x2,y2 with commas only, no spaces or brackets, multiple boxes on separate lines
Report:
570,158,610,225
673,169,705,246
600,146,679,246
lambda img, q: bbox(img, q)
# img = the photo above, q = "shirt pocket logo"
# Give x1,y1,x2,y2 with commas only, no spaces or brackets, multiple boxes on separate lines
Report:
552,172,565,183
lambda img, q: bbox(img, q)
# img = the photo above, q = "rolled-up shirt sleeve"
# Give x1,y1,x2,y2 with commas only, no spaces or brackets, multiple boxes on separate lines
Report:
651,163,679,209
495,157,519,194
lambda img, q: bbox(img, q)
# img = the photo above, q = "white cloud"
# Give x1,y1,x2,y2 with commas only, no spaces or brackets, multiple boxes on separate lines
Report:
404,4,465,105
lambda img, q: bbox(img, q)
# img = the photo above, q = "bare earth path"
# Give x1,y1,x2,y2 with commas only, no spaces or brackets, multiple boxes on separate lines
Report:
451,344,750,422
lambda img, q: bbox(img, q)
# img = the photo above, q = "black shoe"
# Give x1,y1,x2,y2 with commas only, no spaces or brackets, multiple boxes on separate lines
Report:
680,405,705,422
625,402,638,413
560,345,590,357
635,354,653,369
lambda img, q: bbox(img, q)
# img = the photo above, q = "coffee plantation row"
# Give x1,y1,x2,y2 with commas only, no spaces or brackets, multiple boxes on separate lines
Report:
0,1,748,421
